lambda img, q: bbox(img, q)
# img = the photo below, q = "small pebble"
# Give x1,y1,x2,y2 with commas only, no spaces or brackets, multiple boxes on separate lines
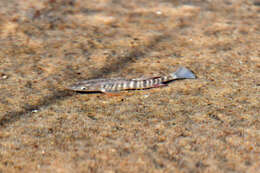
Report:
32,109,39,113
143,94,149,98
1,74,8,79
156,11,162,15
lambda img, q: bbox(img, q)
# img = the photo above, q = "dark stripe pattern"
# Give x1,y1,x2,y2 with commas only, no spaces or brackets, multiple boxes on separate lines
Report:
100,77,172,91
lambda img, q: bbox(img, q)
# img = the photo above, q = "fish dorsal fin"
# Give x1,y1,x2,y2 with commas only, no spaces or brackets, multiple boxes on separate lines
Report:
132,76,161,81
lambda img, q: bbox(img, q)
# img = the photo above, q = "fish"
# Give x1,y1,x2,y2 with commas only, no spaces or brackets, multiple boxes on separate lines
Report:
68,67,196,93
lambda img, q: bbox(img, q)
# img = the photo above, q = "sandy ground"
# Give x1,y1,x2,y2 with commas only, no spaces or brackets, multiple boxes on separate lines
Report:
0,0,259,172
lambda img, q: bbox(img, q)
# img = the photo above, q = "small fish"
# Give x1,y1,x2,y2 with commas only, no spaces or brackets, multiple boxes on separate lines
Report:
68,67,196,93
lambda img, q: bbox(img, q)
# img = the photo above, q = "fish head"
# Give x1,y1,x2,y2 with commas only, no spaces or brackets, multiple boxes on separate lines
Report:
67,82,100,92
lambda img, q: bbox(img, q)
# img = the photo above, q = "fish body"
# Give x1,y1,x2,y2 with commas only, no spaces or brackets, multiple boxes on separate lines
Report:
68,67,195,93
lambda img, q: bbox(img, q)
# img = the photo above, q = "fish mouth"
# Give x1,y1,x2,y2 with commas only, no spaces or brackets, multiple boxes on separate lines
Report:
66,84,79,91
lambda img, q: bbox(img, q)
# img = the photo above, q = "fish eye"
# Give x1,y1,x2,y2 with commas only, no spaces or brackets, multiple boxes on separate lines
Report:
81,86,87,90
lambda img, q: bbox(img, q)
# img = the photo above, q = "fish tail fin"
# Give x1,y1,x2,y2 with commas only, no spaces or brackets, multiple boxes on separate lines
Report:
171,67,196,79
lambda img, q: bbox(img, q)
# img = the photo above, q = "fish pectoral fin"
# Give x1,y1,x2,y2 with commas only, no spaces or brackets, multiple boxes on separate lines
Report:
101,89,120,93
